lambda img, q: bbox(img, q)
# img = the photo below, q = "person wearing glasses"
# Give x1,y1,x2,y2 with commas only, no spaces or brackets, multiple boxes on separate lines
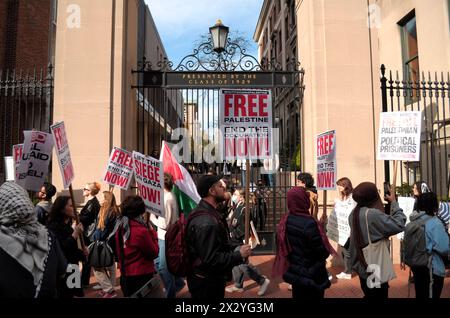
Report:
34,182,57,225
79,182,101,288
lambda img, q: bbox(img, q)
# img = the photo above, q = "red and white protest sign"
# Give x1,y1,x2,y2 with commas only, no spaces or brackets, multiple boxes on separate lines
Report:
16,131,54,192
220,89,272,160
377,111,422,161
103,147,133,190
316,130,337,190
132,151,164,216
51,121,75,189
12,143,23,181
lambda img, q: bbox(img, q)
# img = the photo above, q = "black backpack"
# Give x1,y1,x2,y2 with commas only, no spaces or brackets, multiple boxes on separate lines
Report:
403,214,432,268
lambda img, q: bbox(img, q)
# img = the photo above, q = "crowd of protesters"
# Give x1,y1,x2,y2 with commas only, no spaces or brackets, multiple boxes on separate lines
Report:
0,170,449,299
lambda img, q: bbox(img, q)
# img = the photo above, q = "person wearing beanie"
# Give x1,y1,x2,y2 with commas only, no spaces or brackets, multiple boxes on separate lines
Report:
185,174,251,299
348,182,406,299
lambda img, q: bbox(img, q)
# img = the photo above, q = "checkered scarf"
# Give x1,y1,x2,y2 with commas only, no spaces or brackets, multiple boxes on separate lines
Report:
0,182,49,292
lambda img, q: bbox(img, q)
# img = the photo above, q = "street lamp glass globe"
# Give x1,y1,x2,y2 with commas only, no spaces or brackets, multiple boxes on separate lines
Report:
209,19,229,53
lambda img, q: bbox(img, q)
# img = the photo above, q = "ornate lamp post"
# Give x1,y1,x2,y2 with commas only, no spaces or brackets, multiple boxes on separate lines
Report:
209,19,229,53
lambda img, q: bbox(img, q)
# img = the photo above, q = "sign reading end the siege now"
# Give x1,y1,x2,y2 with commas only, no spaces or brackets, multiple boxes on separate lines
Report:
377,111,422,161
316,130,337,190
51,121,75,189
219,89,272,160
103,147,134,190
132,151,164,217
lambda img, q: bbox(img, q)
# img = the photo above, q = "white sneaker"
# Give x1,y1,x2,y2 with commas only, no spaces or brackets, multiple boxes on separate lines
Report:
336,272,352,280
225,286,244,293
257,278,270,296
287,284,292,291
328,274,333,281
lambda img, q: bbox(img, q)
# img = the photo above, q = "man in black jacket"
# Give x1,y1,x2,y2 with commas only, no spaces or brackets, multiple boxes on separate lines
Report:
186,175,251,299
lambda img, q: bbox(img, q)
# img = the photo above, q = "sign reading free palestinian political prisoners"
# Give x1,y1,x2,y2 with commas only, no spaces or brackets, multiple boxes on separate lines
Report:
132,151,164,216
16,131,54,192
316,130,337,190
377,111,422,161
219,89,272,160
51,122,75,189
103,147,133,190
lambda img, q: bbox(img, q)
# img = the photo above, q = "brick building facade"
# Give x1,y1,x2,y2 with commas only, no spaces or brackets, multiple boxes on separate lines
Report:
0,0,54,71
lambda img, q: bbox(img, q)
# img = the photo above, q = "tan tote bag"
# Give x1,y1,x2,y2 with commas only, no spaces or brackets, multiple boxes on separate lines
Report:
362,210,396,284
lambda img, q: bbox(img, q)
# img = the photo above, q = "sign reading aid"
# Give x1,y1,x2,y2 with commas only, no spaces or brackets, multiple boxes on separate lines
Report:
219,89,272,160
16,131,54,192
377,111,422,161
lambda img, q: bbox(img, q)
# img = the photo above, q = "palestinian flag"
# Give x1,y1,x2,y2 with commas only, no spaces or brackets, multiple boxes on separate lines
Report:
160,141,200,216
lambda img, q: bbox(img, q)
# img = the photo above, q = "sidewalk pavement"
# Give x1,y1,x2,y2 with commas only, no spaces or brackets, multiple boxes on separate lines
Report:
85,255,450,298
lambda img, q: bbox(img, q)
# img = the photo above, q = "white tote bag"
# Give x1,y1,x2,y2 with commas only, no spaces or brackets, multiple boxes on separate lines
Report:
362,210,396,284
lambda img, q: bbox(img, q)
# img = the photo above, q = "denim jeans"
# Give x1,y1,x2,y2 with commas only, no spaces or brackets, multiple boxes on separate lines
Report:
155,239,185,298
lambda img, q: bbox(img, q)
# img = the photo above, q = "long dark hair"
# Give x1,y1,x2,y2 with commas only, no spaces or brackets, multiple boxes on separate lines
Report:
47,196,71,224
120,195,145,219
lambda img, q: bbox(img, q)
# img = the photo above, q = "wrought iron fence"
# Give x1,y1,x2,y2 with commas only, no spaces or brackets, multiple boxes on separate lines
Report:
132,37,305,243
0,65,54,182
381,64,450,200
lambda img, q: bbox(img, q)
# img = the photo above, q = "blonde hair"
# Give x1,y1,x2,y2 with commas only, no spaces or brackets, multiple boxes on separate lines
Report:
97,191,120,230
87,182,101,196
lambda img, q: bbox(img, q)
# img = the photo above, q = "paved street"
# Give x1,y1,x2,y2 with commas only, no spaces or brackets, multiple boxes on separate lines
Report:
85,255,450,298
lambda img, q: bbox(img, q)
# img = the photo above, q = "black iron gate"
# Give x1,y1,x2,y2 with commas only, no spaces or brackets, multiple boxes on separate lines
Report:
0,65,54,182
133,38,304,252
381,64,450,200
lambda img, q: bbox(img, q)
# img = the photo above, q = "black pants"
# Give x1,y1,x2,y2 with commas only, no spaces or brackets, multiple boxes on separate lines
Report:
121,274,153,297
292,284,324,299
341,245,352,274
81,236,91,286
411,266,444,299
187,274,226,299
359,276,389,299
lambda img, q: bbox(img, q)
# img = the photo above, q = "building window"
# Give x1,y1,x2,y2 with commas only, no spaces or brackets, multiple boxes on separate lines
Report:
399,11,419,84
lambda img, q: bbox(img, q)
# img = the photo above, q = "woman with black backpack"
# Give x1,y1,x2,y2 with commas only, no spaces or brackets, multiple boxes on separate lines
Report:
91,191,120,298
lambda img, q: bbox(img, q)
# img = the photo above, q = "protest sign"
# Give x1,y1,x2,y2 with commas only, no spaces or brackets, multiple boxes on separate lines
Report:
396,196,416,240
377,111,422,161
12,143,23,181
132,151,164,216
219,89,272,160
327,197,356,246
316,130,336,190
4,157,14,181
16,131,54,192
103,147,133,190
51,122,75,189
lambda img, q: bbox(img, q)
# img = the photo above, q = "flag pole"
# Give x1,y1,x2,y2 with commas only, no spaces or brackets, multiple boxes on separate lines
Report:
244,159,250,244
69,184,85,249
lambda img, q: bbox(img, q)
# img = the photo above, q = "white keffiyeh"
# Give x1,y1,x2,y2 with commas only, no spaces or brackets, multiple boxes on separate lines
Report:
0,182,49,291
